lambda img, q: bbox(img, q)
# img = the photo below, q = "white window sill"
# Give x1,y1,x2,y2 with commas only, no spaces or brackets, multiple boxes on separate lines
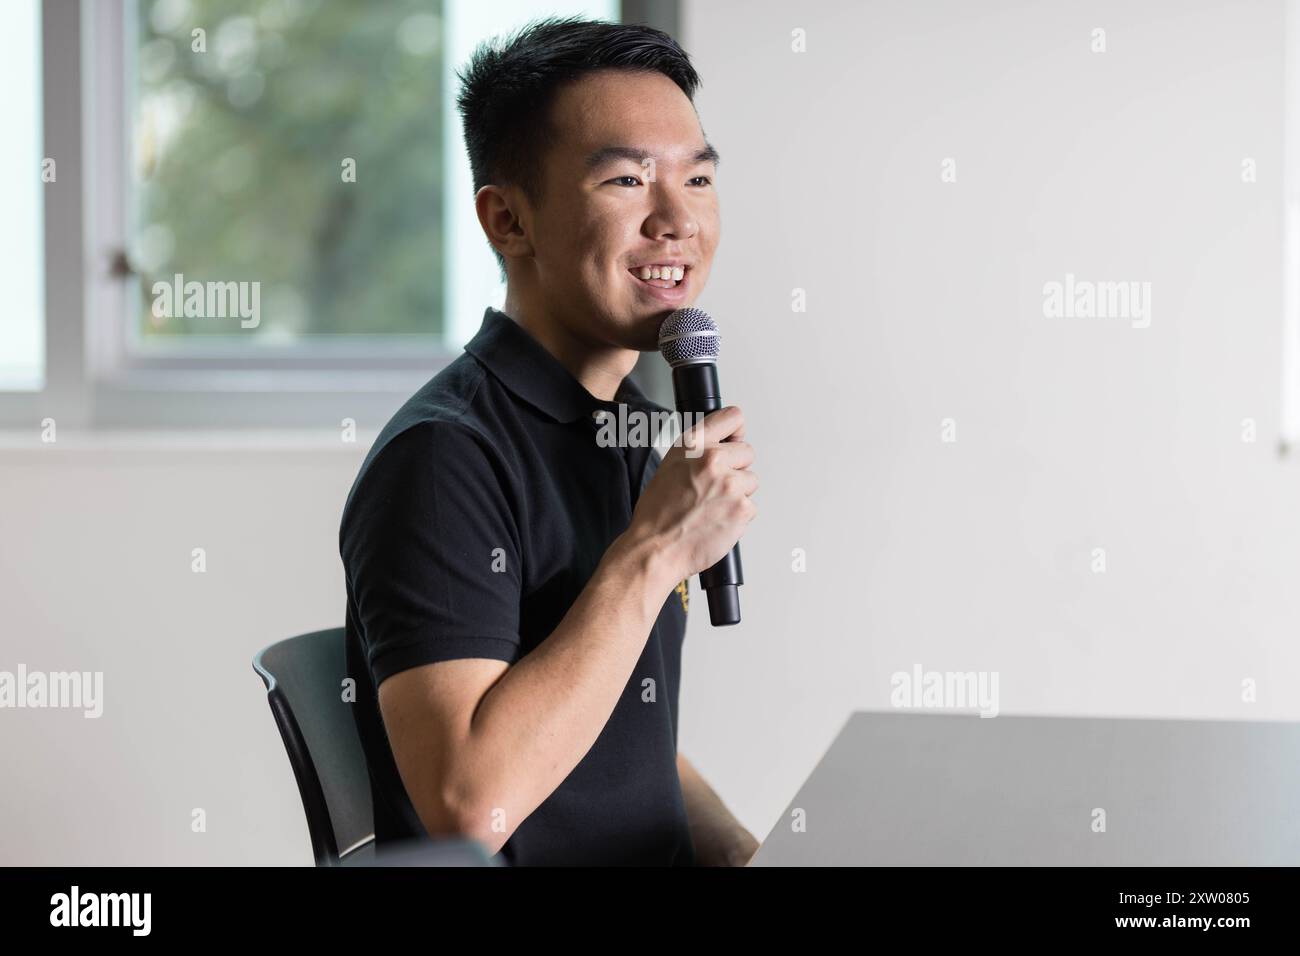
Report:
0,428,380,453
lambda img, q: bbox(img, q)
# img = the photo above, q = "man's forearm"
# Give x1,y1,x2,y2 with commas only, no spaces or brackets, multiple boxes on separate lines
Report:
677,752,759,866
448,529,679,853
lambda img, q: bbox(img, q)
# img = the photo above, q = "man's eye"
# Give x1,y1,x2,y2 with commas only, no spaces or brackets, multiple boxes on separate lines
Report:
607,176,642,187
688,176,713,186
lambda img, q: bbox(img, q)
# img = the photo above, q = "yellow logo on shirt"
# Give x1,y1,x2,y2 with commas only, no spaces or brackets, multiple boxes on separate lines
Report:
674,578,689,613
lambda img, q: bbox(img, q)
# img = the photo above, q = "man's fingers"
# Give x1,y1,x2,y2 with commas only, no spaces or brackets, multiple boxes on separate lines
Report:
713,440,754,471
683,405,745,449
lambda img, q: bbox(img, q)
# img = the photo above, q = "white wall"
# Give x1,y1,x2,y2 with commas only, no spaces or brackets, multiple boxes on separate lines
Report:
1,0,1295,865
677,0,1300,846
0,439,366,864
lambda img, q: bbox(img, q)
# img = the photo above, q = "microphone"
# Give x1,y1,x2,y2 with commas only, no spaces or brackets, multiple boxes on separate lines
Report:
658,307,744,627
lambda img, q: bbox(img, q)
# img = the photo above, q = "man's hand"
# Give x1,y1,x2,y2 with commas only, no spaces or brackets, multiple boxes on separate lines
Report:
709,827,760,867
677,752,760,866
626,405,757,582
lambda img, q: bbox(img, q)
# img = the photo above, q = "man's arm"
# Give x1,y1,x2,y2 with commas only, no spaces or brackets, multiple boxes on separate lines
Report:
380,530,679,857
677,752,759,866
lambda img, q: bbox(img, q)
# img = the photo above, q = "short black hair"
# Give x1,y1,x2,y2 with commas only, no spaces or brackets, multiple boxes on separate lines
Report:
456,16,703,275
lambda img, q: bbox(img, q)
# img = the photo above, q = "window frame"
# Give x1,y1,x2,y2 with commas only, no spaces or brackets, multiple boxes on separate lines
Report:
84,0,467,429
7,0,670,431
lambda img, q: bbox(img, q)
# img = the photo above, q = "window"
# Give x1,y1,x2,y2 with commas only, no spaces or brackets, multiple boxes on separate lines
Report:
2,0,632,430
126,0,448,344
0,0,43,392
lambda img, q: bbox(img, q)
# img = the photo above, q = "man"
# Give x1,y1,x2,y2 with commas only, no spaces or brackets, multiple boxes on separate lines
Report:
340,16,759,866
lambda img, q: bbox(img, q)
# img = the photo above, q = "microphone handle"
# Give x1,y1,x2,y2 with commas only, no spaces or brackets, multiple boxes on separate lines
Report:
671,363,744,626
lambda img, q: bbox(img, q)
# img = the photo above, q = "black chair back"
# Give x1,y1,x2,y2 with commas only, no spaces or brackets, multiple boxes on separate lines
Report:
253,627,373,866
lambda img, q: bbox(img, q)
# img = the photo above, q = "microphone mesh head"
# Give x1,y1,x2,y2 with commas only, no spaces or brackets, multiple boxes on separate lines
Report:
658,307,720,366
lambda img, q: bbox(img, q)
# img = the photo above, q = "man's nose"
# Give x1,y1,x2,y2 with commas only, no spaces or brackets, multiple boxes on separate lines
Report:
643,185,698,241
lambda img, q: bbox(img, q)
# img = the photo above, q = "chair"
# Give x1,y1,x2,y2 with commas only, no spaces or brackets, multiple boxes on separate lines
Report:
253,627,375,866
253,627,499,867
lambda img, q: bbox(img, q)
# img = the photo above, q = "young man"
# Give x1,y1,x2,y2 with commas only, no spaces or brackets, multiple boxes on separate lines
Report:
339,17,759,866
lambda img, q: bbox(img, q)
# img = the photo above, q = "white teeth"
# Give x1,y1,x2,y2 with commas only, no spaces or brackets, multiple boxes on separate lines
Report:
634,265,686,280
633,264,686,285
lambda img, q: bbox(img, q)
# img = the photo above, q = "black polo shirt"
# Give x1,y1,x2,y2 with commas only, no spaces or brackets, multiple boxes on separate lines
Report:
339,306,695,866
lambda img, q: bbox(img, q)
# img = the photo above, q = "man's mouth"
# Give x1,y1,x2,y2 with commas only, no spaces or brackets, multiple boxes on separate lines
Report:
628,263,688,288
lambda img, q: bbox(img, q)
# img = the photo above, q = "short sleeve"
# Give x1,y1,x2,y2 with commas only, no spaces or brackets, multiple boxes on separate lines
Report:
341,421,523,686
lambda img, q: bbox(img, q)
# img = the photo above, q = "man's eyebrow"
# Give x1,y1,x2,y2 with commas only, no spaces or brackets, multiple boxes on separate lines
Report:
584,143,721,170
694,143,721,166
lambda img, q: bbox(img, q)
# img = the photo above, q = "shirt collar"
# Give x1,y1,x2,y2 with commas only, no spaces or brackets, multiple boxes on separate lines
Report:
464,307,668,423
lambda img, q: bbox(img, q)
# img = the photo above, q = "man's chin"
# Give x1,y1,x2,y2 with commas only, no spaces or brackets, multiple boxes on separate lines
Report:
628,313,669,352
629,299,697,350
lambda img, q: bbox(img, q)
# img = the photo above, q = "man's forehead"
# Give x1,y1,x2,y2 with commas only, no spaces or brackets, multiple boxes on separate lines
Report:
552,72,699,133
542,71,717,175
562,67,687,108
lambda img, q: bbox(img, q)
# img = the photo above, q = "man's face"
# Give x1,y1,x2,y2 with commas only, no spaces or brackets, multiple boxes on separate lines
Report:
522,69,720,352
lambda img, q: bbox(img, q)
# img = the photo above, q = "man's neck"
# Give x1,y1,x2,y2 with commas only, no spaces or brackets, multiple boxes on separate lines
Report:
502,293,638,402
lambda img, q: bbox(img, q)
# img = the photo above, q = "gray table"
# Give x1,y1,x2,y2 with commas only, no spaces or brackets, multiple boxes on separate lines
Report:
749,710,1300,865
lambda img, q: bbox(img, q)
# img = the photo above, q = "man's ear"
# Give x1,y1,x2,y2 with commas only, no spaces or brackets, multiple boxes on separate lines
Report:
475,184,535,262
